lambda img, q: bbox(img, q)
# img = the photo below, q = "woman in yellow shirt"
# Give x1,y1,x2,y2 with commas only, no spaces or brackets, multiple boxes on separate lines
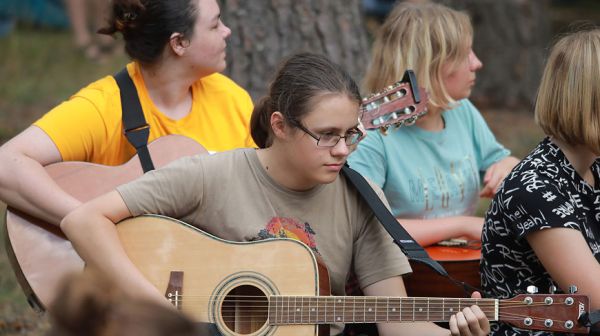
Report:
0,0,254,227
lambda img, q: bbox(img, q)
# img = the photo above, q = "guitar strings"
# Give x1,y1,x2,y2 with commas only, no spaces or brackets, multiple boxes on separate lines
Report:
166,293,574,303
165,294,569,308
167,296,501,308
170,302,567,309
161,296,574,322
165,295,570,311
165,294,502,305
169,300,579,327
161,293,579,326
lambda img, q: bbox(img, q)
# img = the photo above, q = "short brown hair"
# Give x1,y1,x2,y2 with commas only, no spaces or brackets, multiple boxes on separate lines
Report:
535,28,600,154
251,53,361,148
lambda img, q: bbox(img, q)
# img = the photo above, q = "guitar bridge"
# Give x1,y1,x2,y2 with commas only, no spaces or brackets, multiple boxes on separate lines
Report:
166,271,184,310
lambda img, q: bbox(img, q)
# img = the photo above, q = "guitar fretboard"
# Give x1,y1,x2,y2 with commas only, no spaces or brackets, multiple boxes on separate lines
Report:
268,296,497,325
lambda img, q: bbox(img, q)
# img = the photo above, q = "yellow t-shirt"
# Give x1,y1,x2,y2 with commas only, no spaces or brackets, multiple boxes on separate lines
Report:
34,62,255,166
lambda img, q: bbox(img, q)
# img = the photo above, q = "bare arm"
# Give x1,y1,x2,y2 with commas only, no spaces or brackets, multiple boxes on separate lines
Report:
480,156,519,198
396,156,519,247
397,216,483,247
527,228,600,310
363,277,489,336
60,190,168,305
0,126,81,225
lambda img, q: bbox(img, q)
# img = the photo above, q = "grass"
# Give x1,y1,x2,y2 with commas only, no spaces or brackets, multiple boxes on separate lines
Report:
0,26,545,334
482,108,545,160
0,26,127,144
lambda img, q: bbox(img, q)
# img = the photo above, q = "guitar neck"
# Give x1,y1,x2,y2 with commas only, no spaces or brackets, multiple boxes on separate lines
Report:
268,296,497,325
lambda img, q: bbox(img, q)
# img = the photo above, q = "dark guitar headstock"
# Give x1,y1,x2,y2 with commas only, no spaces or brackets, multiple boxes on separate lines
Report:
360,70,428,134
500,293,590,334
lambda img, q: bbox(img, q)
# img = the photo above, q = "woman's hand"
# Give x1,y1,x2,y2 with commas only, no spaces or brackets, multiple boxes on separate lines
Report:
480,156,519,198
449,291,490,336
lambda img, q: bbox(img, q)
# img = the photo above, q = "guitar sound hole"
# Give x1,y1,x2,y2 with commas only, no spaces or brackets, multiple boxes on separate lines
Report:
221,285,269,334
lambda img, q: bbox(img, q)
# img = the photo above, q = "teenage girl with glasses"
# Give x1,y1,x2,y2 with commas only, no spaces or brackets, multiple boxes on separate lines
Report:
61,53,489,336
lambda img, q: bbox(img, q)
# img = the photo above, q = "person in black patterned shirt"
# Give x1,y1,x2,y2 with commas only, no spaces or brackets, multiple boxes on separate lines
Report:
480,28,600,335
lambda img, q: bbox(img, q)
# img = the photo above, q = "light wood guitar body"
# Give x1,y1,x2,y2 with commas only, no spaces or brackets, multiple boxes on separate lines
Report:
118,215,324,336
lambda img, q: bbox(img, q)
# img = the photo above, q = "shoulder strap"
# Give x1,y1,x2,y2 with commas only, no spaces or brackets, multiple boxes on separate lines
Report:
114,68,155,173
341,164,447,276
580,310,600,335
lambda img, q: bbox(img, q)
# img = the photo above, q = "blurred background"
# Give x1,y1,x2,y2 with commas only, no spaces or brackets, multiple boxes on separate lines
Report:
1,0,600,334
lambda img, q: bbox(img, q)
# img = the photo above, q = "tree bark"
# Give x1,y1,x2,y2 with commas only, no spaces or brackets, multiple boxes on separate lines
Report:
221,0,551,108
219,0,370,100
441,0,552,108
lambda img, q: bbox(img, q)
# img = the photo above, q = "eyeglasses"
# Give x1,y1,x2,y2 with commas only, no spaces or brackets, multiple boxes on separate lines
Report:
292,121,364,147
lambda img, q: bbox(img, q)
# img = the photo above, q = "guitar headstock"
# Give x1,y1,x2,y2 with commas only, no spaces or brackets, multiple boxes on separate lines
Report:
500,294,589,334
360,70,428,134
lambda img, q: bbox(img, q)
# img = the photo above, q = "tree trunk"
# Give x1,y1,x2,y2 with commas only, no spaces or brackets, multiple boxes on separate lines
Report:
221,0,551,108
219,0,370,100
441,0,552,108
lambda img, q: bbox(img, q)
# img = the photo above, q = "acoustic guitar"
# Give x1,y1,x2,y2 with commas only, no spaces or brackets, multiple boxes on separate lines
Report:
3,135,207,311
114,215,590,335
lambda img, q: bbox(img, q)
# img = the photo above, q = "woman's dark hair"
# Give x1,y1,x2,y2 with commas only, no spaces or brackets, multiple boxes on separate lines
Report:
251,53,362,148
98,0,198,64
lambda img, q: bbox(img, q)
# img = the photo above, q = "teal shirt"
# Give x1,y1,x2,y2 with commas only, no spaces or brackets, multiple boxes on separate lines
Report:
348,99,509,219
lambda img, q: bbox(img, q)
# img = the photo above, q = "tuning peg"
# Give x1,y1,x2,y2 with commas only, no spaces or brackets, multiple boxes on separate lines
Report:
549,285,557,294
568,285,578,294
404,116,417,126
526,285,539,294
379,126,388,136
372,116,384,126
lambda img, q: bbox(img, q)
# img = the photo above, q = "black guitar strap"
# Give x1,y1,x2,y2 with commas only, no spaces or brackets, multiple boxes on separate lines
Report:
342,163,481,295
341,164,447,274
114,68,155,173
577,309,600,336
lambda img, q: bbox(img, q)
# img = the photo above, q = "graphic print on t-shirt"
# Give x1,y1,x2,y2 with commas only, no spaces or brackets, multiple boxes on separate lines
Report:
257,217,319,254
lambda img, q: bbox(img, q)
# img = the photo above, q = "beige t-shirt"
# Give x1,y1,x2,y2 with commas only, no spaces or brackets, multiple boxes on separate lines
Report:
117,148,411,330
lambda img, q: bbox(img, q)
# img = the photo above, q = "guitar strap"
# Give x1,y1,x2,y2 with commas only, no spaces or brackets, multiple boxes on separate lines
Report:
342,164,480,295
581,310,600,335
114,68,155,173
341,164,446,274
